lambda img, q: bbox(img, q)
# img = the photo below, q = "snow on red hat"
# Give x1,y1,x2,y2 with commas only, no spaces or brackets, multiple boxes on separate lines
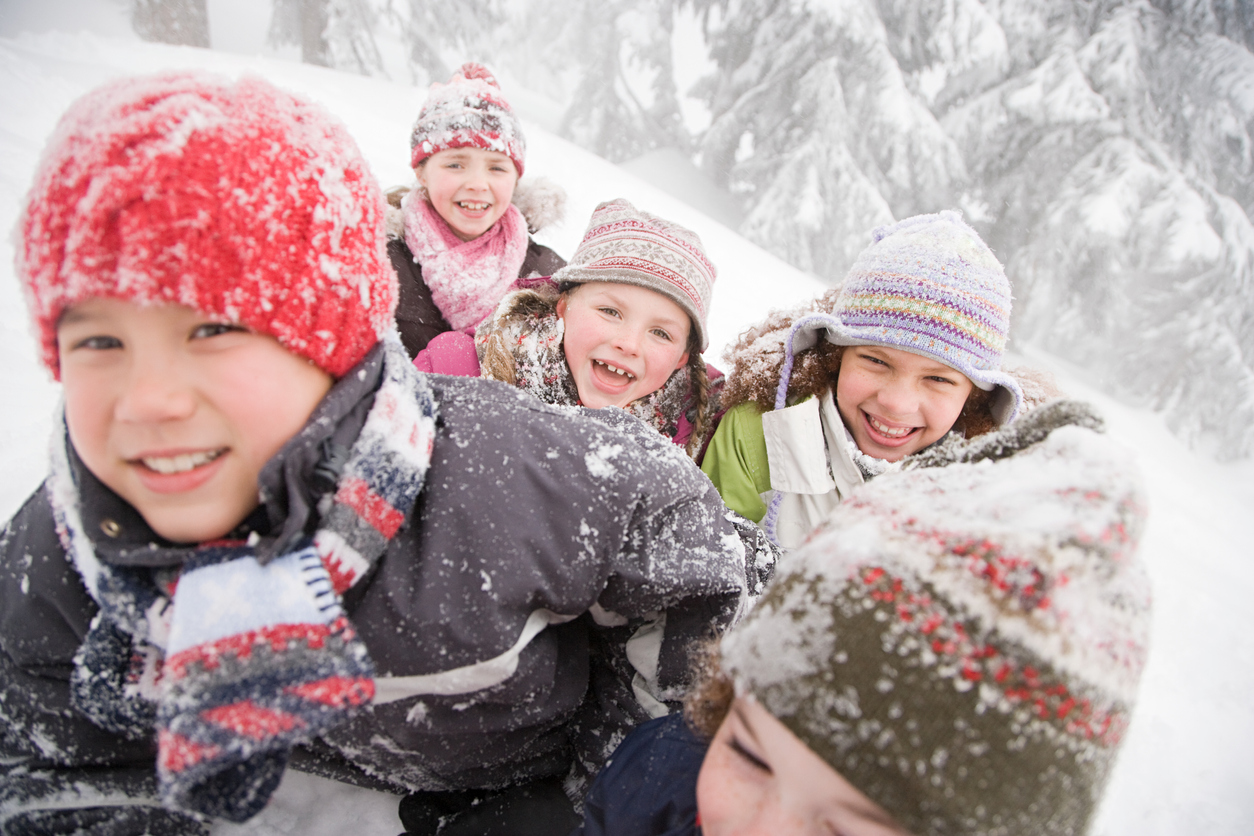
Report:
16,71,396,379
409,62,526,176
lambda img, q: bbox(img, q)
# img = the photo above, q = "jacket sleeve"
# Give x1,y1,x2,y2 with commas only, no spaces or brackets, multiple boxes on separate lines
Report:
577,408,771,700
390,237,452,358
0,487,200,834
700,402,772,523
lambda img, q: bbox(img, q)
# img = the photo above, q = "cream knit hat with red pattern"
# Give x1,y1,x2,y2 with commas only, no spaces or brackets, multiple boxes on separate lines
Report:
17,71,396,379
552,198,717,351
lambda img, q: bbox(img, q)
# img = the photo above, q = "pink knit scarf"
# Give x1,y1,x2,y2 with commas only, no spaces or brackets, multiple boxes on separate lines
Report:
402,190,529,333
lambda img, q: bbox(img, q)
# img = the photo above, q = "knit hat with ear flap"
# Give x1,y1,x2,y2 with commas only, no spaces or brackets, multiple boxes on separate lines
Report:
16,71,396,380
720,402,1152,836
410,62,526,176
552,198,717,352
778,211,1022,425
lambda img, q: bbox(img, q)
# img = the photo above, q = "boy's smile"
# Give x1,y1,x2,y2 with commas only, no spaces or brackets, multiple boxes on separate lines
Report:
57,299,333,544
556,282,691,410
835,345,974,461
416,147,519,241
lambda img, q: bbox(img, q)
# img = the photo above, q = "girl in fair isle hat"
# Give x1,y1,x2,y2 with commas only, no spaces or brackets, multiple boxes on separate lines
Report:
387,62,567,358
703,210,1059,546
575,401,1152,836
475,198,723,456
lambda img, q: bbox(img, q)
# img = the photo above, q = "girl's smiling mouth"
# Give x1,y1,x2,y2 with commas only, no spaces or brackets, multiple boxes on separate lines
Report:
863,411,920,445
593,359,636,380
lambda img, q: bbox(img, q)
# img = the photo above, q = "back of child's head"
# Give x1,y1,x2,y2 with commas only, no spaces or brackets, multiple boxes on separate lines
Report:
17,71,395,379
552,198,716,353
409,62,525,176
699,409,1151,834
722,211,1022,430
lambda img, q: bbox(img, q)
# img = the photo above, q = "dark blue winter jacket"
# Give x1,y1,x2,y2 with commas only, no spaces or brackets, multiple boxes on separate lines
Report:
573,713,708,836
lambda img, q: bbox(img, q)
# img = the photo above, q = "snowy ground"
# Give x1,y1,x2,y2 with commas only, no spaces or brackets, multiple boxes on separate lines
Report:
0,30,1250,836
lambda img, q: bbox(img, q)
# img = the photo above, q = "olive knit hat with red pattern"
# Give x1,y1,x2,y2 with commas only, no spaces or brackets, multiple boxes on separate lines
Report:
16,71,396,379
409,62,526,176
721,402,1152,836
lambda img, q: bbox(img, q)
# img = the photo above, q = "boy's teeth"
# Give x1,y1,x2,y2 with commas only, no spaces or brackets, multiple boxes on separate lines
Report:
869,416,912,437
595,360,635,379
141,449,224,474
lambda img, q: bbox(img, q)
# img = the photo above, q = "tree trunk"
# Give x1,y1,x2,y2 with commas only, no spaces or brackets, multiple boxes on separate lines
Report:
131,0,209,48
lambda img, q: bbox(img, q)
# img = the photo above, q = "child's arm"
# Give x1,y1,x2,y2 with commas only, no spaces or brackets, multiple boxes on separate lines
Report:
700,402,772,522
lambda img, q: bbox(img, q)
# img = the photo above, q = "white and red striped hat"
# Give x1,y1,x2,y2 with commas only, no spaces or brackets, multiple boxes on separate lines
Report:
409,62,526,176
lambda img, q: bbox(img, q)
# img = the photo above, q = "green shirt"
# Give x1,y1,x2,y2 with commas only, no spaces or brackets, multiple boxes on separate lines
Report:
701,402,772,523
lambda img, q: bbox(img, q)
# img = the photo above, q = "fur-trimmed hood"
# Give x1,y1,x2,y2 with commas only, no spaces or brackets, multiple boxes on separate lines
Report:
385,176,567,239
476,283,720,456
719,288,1061,430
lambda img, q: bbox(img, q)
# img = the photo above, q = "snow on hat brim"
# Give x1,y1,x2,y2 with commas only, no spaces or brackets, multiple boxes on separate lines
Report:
552,199,716,351
787,313,1023,425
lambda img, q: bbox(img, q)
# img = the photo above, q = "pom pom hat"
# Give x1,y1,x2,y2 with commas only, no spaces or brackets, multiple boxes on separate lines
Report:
409,62,526,176
553,198,717,351
781,211,1023,424
16,71,396,379
721,403,1152,835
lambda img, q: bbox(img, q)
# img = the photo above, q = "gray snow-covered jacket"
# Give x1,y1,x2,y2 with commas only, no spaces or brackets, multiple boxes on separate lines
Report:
0,342,771,831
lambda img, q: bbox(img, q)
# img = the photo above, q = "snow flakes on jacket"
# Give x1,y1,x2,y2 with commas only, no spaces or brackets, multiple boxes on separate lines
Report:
0,340,769,830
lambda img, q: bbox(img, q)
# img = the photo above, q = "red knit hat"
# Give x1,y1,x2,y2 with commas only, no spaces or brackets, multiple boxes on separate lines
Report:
16,71,396,379
409,62,526,176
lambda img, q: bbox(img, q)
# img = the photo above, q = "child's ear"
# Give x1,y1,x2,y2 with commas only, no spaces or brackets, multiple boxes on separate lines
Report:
413,164,427,188
555,294,568,319
674,351,690,371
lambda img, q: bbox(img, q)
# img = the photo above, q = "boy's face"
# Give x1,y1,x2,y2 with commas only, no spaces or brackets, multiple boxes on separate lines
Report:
555,282,691,409
696,696,913,836
57,299,333,544
835,344,974,461
416,147,519,241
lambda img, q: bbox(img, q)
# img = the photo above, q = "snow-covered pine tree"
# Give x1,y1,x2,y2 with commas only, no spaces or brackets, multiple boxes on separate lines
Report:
942,0,1254,454
554,0,689,162
691,0,965,281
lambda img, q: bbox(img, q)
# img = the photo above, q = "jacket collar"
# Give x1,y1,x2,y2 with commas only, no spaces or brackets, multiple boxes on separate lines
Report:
70,343,387,568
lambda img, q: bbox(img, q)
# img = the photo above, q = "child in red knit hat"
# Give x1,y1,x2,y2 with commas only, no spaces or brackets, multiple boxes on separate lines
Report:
1,71,770,835
389,62,567,358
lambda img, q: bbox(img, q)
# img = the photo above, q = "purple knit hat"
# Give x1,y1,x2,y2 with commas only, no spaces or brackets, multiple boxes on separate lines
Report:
409,62,526,176
553,198,716,351
781,211,1022,424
